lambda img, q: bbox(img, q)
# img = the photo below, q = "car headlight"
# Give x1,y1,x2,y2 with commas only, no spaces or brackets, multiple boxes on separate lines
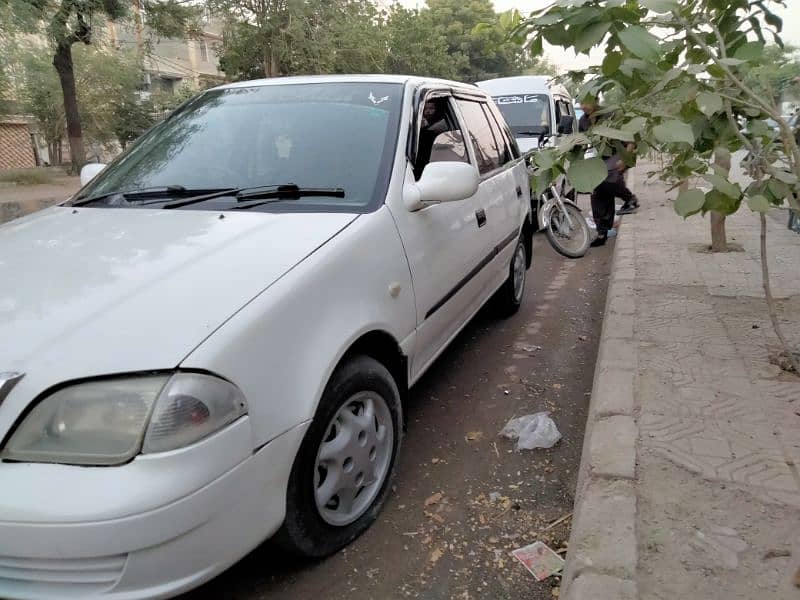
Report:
1,372,248,466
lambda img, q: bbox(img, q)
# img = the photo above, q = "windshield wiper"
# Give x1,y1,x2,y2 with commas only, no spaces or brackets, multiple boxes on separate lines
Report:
71,186,235,207
161,184,345,210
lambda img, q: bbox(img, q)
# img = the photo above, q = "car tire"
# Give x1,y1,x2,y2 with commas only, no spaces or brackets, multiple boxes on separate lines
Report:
494,237,526,317
274,355,403,558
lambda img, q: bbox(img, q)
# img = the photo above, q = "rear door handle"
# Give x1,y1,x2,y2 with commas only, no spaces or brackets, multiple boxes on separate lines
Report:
516,186,523,198
475,209,487,228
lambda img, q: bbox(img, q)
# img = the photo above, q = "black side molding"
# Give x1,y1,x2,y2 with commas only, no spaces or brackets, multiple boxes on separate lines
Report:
425,229,519,320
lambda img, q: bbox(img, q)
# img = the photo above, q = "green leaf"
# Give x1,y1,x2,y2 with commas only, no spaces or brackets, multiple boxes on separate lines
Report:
575,21,612,53
772,170,798,184
767,178,790,201
534,149,557,170
653,120,695,145
567,157,608,193
703,173,741,198
702,189,741,216
746,194,770,212
621,116,647,133
696,92,722,117
557,132,590,153
592,124,635,142
528,35,544,56
674,188,705,217
651,68,683,94
533,169,554,195
602,52,623,76
640,0,678,13
733,41,764,62
748,119,769,137
617,26,661,63
719,58,744,66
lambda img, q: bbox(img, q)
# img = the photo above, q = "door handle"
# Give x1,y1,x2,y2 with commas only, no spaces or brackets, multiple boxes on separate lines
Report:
516,186,523,198
475,209,487,228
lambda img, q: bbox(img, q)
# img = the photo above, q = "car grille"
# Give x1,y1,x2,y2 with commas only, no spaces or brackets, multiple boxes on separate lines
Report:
0,554,126,598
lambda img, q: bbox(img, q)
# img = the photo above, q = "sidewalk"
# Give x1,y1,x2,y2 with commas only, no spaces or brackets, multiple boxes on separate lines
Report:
563,164,800,599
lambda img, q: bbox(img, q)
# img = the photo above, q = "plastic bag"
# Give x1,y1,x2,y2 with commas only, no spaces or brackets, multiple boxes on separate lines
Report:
500,412,562,450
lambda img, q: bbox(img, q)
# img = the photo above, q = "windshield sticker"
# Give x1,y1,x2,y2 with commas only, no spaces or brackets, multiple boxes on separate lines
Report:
275,134,293,159
496,95,543,105
369,91,390,105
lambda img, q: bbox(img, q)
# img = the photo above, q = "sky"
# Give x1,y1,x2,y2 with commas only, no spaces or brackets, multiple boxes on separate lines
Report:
402,1,800,73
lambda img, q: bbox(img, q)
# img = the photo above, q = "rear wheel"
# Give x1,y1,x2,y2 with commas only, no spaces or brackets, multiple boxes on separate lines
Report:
545,203,591,259
275,356,402,557
493,238,527,317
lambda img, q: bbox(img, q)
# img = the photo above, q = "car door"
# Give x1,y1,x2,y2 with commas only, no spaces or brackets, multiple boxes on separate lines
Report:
388,90,495,379
453,96,524,294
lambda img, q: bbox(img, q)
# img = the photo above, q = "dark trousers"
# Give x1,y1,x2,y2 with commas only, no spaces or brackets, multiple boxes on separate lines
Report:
591,181,617,236
616,177,635,204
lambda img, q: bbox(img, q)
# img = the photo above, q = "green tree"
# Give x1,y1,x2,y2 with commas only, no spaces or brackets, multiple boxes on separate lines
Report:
515,0,798,371
216,0,389,79
16,0,197,169
385,5,463,79
426,0,532,82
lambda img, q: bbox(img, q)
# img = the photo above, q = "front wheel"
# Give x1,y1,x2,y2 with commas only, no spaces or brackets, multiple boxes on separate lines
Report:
274,355,402,557
545,203,591,259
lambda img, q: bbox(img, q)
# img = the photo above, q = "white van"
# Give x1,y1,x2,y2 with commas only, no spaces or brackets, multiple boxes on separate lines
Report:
476,75,576,154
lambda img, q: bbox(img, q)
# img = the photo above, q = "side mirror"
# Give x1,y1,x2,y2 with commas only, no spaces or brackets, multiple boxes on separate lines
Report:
557,114,574,135
80,162,106,186
404,162,479,211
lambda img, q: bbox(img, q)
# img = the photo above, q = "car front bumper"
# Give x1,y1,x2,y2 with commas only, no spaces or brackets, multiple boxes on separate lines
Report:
0,418,308,600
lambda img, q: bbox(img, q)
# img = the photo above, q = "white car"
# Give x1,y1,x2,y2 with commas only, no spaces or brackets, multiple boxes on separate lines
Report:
0,75,532,599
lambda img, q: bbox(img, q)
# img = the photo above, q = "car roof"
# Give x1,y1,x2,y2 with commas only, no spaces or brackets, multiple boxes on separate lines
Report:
213,74,482,94
476,75,571,100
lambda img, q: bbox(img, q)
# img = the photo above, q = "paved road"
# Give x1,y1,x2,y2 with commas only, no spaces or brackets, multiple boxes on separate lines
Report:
182,233,613,600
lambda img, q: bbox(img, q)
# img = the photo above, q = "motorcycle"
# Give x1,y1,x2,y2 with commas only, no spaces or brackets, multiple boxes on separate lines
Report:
525,140,591,259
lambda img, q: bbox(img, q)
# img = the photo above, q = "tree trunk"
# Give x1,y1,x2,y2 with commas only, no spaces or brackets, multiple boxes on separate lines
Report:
760,213,799,373
710,147,732,252
53,42,86,171
710,212,727,251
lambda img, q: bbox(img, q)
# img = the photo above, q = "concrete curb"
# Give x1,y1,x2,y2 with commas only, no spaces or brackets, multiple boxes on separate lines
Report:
562,222,639,600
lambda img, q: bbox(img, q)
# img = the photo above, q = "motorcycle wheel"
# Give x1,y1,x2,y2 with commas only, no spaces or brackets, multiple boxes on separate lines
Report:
545,203,591,258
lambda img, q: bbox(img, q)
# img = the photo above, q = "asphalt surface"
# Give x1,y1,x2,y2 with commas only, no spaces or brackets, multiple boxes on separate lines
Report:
182,231,613,600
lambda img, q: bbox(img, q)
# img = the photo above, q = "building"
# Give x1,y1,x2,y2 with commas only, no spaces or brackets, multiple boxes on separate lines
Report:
109,16,225,97
0,116,37,170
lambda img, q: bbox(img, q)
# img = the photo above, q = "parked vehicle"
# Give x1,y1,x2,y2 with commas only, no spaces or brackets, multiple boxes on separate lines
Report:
0,75,533,600
476,75,577,153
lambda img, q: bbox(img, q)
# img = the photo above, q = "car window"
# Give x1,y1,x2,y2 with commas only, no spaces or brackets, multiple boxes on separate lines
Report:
76,82,403,212
415,96,469,180
483,104,513,165
456,99,502,175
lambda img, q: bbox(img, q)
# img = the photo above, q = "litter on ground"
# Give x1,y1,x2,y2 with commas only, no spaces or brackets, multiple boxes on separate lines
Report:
510,541,565,581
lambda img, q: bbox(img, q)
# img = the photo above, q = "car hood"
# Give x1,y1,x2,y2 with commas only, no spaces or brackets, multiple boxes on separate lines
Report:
0,207,357,388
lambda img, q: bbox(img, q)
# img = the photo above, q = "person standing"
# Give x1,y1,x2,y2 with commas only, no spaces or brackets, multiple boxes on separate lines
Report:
579,99,621,246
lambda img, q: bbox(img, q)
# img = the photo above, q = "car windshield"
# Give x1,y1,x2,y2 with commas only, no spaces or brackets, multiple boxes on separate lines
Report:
492,94,551,136
77,82,403,212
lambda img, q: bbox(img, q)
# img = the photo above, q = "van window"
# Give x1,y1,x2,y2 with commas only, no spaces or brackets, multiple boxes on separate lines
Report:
492,94,551,138
456,99,503,175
